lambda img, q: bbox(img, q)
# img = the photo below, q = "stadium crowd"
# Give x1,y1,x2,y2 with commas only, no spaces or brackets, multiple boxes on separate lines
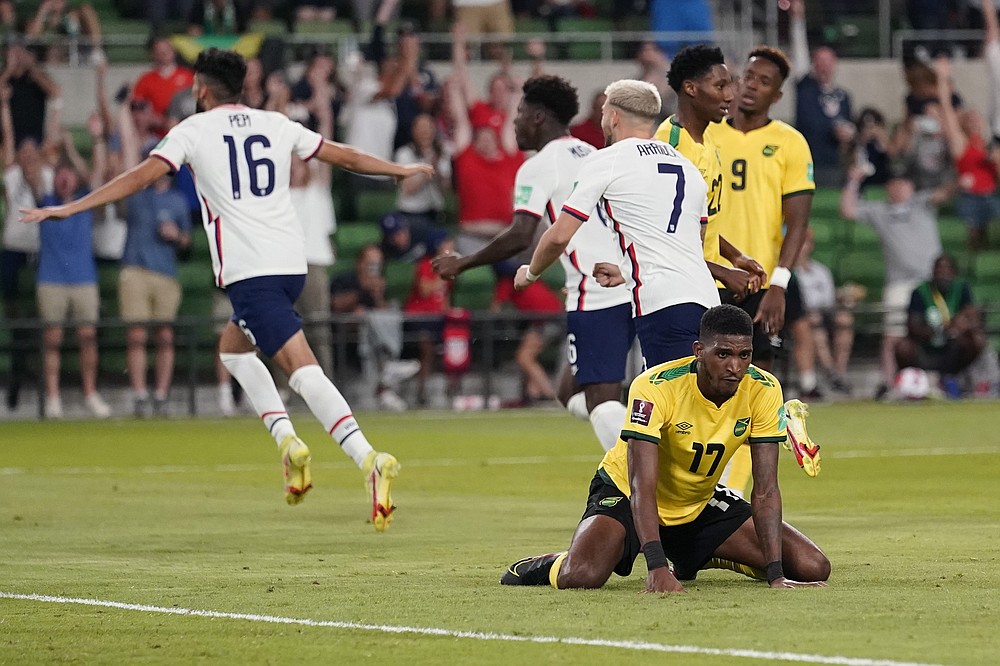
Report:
2,0,1000,420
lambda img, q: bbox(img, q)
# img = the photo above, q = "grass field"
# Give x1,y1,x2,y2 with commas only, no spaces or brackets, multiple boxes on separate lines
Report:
2,401,999,665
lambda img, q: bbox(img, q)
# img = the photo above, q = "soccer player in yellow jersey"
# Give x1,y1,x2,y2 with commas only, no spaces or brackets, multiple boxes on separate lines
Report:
712,47,819,492
655,44,767,299
500,305,830,593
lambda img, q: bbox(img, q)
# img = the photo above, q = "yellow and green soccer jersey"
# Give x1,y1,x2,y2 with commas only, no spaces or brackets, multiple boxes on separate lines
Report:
654,115,724,261
709,118,815,284
598,355,786,526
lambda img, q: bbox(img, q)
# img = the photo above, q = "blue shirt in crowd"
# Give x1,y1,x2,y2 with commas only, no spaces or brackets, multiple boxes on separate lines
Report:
122,187,192,277
37,192,97,285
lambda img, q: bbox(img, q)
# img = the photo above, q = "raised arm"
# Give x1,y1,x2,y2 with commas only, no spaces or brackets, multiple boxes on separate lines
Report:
0,83,14,168
788,0,810,81
628,439,685,593
839,165,864,220
445,76,472,154
934,56,967,161
86,115,107,190
500,80,521,155
20,156,169,222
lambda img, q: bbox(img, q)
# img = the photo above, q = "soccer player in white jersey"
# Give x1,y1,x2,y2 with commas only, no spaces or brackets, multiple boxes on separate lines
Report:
433,75,633,452
514,79,720,366
21,49,433,531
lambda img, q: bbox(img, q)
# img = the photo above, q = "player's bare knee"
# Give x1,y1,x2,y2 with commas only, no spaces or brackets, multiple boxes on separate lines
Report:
558,555,612,589
790,551,831,582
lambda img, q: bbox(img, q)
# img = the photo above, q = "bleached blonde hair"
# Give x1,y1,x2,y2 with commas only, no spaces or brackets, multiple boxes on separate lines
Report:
603,79,662,121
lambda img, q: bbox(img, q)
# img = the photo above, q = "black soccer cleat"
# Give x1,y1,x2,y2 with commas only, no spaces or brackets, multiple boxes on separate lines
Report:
500,553,562,586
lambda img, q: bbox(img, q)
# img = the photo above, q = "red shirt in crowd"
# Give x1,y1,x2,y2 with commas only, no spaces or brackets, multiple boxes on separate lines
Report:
133,65,195,118
453,146,524,226
956,134,999,195
405,257,453,314
570,118,605,149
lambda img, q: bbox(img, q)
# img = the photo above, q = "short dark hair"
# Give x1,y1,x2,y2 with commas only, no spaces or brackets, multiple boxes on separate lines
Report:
522,75,579,126
748,45,791,82
667,44,726,92
700,304,753,340
194,48,247,103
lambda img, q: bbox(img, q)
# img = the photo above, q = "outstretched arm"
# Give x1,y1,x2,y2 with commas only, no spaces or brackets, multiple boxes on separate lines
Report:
934,56,967,161
839,165,864,220
314,139,433,179
433,212,539,279
21,156,169,222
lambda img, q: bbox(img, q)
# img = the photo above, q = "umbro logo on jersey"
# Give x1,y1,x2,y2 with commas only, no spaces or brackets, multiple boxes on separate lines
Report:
675,421,693,434
762,144,780,157
630,399,654,426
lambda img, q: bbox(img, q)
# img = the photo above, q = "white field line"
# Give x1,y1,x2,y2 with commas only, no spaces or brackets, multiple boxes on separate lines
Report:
0,591,949,666
1,446,998,478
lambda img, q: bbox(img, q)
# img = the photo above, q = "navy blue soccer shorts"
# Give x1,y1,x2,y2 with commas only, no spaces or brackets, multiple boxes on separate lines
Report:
566,302,635,385
225,274,306,357
634,302,707,368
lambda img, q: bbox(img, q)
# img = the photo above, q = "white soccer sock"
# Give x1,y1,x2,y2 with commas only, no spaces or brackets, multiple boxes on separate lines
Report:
589,400,627,452
220,352,296,445
288,364,374,468
565,392,589,420
800,370,818,392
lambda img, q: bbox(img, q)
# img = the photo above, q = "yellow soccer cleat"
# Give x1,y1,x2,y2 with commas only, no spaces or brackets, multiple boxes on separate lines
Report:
363,451,400,532
783,399,821,477
279,435,313,505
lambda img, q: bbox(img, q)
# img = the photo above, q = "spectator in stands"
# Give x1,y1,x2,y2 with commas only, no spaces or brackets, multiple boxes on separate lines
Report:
263,70,309,123
330,244,420,410
891,101,955,192
852,107,892,189
492,271,563,407
450,22,518,137
25,0,103,65
393,113,451,227
133,36,195,137
1,38,60,146
293,1,337,24
649,0,712,59
896,253,1000,398
363,9,441,151
118,99,192,417
445,40,522,266
840,163,949,400
340,3,418,219
404,236,454,406
792,229,856,398
379,211,448,263
935,57,1000,251
452,0,515,37
0,82,53,410
789,0,853,187
0,1,16,39
291,50,347,141
288,75,338,379
36,155,111,419
186,0,251,35
570,89,605,148
634,41,672,121
241,56,266,109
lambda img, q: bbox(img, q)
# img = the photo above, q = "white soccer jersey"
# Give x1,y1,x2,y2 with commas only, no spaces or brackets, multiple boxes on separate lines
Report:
514,136,631,312
151,104,325,287
561,137,720,317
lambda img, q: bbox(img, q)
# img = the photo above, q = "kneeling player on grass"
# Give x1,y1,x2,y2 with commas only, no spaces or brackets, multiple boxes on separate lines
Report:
501,304,830,591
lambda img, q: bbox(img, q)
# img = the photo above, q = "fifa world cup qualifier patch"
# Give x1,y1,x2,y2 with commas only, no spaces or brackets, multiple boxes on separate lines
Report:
630,399,654,426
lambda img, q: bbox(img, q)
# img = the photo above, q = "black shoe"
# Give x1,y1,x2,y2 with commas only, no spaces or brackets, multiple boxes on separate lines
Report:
874,384,890,401
799,387,824,401
500,553,562,586
829,376,852,395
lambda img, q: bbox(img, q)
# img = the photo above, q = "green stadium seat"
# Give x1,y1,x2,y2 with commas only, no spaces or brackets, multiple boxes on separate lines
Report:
452,266,495,311
356,191,397,224
294,19,356,35
335,223,381,263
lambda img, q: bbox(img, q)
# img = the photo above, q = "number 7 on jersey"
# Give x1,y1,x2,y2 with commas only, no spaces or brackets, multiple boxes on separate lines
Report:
658,163,685,234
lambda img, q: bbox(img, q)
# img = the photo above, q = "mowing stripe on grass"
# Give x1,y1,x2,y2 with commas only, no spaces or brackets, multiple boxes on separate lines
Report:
1,446,998,478
0,591,948,666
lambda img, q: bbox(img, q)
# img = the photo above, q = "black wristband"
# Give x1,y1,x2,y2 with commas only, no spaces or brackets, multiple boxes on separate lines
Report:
642,540,668,571
765,561,784,583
